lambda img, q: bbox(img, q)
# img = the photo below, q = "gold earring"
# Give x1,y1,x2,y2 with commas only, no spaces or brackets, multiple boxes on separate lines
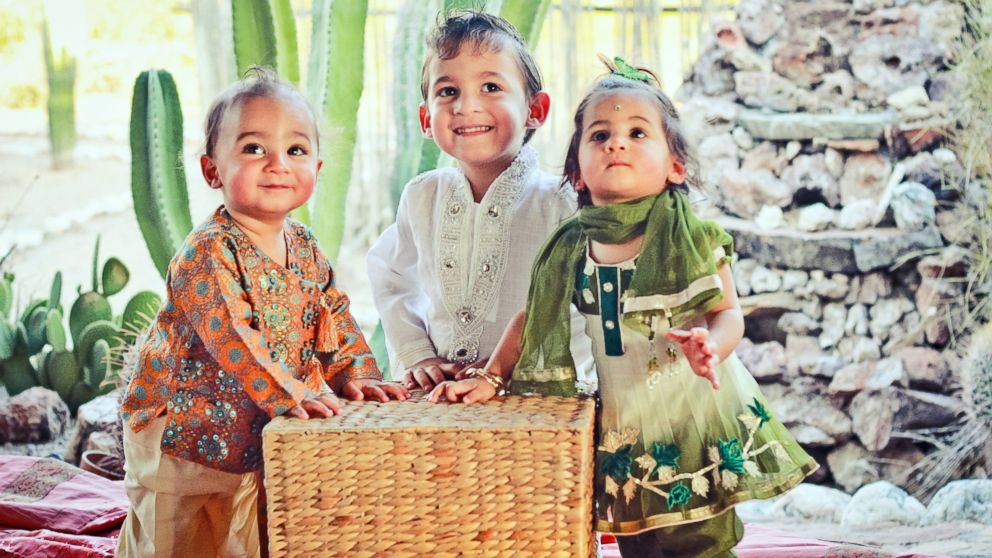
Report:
614,104,622,111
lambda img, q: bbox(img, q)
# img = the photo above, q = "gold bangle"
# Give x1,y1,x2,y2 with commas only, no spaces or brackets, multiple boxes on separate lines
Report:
466,368,506,395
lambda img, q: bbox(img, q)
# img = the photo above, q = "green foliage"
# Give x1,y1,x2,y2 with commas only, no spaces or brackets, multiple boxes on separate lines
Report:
129,69,194,280
42,19,77,170
0,240,162,413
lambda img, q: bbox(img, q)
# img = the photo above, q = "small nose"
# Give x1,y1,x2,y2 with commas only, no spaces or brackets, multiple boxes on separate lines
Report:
606,135,626,151
454,91,481,114
266,151,289,171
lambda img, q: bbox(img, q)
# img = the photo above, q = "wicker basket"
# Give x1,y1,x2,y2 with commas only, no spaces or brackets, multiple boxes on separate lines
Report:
262,394,596,558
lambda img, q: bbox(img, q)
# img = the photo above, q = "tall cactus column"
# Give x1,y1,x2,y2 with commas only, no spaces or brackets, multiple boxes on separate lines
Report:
42,1,79,170
130,70,194,279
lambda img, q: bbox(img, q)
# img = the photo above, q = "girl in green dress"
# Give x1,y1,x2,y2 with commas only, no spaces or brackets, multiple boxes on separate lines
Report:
430,57,817,558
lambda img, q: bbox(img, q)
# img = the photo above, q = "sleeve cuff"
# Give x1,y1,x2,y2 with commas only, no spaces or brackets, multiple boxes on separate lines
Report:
394,342,438,371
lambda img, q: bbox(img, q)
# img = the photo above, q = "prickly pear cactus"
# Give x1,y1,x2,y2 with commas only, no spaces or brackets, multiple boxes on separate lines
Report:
0,272,62,396
130,69,194,279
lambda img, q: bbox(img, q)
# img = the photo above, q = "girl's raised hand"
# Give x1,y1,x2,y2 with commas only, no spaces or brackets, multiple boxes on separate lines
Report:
666,327,720,390
286,393,341,419
427,376,496,404
341,378,410,402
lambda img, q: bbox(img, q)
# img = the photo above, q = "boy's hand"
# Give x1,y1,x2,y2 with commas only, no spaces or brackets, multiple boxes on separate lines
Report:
341,378,410,402
666,327,720,390
286,393,341,419
402,357,461,390
427,377,496,404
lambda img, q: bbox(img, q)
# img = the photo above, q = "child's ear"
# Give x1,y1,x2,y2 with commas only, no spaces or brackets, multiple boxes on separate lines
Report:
200,155,222,189
419,104,433,139
668,160,687,185
525,91,551,129
316,159,323,174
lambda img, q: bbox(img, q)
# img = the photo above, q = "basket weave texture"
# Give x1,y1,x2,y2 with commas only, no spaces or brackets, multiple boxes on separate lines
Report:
262,394,596,558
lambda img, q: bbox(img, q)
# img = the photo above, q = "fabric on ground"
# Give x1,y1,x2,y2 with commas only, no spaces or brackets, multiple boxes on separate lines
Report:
601,524,952,558
0,455,128,558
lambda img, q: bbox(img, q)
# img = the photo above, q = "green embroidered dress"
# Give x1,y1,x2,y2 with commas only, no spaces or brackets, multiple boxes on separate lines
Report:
576,248,817,535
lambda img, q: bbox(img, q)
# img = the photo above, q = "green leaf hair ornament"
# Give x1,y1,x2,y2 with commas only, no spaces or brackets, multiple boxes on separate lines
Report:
613,56,653,83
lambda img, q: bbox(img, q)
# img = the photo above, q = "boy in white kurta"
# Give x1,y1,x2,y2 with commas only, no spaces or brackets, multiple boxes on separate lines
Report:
367,11,591,389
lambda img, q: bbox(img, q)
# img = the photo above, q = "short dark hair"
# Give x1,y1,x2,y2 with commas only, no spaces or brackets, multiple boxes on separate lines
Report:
203,66,321,157
563,58,699,206
420,10,544,143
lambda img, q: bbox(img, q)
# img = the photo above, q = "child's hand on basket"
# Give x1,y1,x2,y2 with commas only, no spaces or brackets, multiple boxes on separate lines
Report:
428,373,498,404
341,378,410,402
401,357,461,390
666,327,720,390
286,393,341,419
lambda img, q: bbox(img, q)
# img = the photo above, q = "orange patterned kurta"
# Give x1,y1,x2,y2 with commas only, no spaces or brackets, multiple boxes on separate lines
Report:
121,207,380,473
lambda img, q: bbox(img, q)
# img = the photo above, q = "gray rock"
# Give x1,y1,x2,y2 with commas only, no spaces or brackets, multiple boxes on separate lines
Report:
733,258,758,296
0,387,70,444
769,483,852,522
850,35,946,95
738,110,894,141
742,142,787,175
778,312,820,336
736,0,784,45
838,199,877,230
819,302,848,349
850,388,900,451
769,380,852,439
781,270,809,292
858,273,893,304
829,361,876,395
894,346,948,390
891,182,937,230
810,270,850,300
869,296,914,339
915,277,958,346
840,481,926,528
65,393,120,465
798,203,836,232
721,169,791,218
828,442,880,493
918,1,966,57
734,71,809,112
845,303,869,336
782,154,840,206
682,97,740,141
755,205,785,230
814,70,857,109
892,389,963,430
785,334,824,376
750,265,783,293
719,217,944,273
735,338,787,381
839,335,882,363
924,479,992,526
824,147,844,178
840,153,891,206
731,126,754,150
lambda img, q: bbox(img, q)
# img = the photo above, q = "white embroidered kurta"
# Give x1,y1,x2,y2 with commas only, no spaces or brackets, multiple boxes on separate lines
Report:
368,146,592,381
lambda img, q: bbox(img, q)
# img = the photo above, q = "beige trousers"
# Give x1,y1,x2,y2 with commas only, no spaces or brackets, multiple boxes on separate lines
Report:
116,417,262,558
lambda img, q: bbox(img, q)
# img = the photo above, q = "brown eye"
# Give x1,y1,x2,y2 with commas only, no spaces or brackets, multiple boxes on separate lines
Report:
243,143,264,155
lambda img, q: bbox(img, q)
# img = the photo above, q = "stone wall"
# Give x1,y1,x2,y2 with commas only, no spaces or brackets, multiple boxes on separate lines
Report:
675,0,977,492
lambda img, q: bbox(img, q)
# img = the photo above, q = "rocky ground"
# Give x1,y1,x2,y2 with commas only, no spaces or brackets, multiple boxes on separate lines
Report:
2,136,991,557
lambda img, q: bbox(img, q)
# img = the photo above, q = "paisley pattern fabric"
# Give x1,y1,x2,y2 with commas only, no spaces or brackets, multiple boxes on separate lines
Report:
121,207,379,473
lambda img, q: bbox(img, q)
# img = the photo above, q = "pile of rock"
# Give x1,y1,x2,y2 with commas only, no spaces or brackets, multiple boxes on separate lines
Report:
676,0,983,492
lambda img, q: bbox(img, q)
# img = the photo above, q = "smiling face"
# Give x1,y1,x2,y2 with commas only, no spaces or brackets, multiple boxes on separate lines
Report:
576,90,685,206
420,40,548,189
200,93,321,225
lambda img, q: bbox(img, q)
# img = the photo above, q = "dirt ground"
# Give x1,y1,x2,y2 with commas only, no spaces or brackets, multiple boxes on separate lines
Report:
2,135,991,557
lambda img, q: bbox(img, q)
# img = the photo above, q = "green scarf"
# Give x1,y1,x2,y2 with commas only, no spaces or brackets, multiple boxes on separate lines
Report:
511,189,733,396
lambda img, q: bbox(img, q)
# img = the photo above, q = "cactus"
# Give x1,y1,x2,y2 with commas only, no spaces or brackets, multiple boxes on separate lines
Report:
909,321,992,497
499,0,552,49
0,272,62,396
42,18,76,170
0,239,162,413
130,70,195,279
306,0,368,260
232,0,300,84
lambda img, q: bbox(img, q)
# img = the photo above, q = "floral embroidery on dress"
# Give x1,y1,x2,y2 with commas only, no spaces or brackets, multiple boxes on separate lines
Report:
597,398,796,514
